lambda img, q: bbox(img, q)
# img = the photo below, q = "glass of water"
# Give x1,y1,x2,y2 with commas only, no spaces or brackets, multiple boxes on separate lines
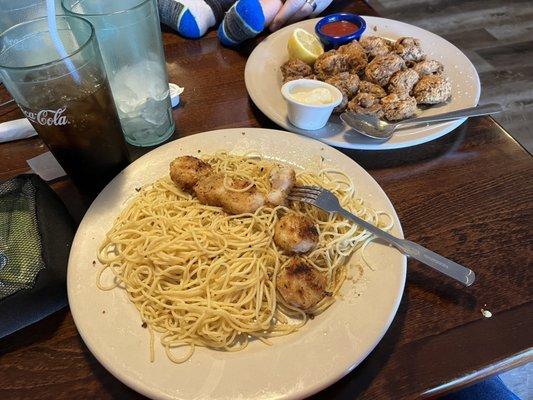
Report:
62,0,175,147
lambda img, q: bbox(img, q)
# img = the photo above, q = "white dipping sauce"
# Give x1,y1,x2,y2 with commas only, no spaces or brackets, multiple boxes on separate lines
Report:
291,87,334,105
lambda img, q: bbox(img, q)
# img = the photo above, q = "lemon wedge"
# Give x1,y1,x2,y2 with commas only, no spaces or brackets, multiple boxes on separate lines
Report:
287,28,324,65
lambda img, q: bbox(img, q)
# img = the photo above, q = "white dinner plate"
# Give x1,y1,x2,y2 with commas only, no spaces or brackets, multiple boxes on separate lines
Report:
68,128,406,400
245,17,481,150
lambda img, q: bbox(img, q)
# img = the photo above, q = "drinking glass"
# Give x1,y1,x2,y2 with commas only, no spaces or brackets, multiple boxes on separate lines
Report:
0,15,130,198
0,0,60,32
0,0,60,86
62,0,175,147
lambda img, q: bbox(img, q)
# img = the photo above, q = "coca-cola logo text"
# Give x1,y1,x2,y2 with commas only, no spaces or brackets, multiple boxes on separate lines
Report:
22,107,70,126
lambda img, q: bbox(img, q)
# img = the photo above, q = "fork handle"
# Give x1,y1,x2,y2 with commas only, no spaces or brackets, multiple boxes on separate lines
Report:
338,209,475,286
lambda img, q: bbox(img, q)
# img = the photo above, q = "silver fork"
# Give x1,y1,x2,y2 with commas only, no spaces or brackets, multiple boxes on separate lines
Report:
288,186,475,286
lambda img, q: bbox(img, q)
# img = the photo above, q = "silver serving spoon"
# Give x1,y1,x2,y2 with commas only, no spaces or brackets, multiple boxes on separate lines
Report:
340,103,504,140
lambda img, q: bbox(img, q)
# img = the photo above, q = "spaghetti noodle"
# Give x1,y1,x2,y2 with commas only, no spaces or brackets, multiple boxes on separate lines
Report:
97,152,392,363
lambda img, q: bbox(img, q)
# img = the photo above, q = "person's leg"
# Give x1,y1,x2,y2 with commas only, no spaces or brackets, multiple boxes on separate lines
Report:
217,0,282,47
158,0,234,38
439,377,521,400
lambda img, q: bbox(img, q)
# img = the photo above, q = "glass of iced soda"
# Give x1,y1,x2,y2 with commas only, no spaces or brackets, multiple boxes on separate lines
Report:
0,15,130,198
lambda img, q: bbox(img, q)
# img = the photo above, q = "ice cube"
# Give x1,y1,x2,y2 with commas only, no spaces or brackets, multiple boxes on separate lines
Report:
111,58,169,117
140,97,167,126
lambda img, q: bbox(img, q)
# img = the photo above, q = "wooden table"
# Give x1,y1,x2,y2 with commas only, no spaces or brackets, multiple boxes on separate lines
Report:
1,1,532,399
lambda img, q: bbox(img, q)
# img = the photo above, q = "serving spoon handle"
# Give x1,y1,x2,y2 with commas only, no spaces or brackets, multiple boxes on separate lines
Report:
396,103,503,127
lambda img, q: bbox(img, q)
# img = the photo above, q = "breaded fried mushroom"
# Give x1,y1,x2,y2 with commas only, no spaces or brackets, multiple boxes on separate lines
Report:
364,53,406,86
394,37,426,63
412,59,444,76
276,258,327,310
325,72,360,99
281,59,313,83
388,69,419,95
314,50,349,79
274,212,319,253
347,92,384,118
338,41,368,74
359,36,391,59
413,75,452,104
358,80,387,98
381,93,417,121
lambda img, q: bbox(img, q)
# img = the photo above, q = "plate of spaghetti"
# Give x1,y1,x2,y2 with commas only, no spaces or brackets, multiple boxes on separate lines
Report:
68,128,406,400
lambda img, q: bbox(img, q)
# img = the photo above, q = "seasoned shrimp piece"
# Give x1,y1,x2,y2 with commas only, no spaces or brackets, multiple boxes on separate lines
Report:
274,213,318,253
314,50,349,79
325,72,360,99
359,36,391,58
412,59,443,76
276,258,327,310
169,156,212,193
194,174,265,215
338,41,368,74
388,69,419,95
394,37,425,63
364,53,406,86
267,166,295,206
381,93,417,121
347,92,384,118
171,156,266,214
413,75,451,104
192,174,225,206
358,80,387,98
281,59,313,83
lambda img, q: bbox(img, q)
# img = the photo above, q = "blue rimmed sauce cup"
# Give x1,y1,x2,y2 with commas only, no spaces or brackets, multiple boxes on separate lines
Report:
315,13,366,49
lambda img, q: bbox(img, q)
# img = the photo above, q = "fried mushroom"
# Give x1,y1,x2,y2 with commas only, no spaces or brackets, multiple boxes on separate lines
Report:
347,92,384,118
358,80,387,98
325,72,360,99
413,75,452,104
314,50,349,79
364,53,406,86
412,59,444,76
281,59,313,83
394,37,426,63
338,41,368,74
387,69,420,95
381,92,417,121
359,36,391,59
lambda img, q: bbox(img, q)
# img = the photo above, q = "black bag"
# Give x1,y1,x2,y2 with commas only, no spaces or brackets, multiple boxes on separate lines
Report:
0,174,75,338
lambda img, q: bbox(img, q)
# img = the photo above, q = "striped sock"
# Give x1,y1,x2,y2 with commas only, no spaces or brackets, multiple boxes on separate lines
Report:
217,0,265,47
158,0,234,39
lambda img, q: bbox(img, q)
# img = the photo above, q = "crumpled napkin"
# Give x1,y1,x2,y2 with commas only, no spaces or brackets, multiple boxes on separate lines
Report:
0,118,37,143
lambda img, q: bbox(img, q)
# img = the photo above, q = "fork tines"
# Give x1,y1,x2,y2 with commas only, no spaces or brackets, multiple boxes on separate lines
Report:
287,185,322,202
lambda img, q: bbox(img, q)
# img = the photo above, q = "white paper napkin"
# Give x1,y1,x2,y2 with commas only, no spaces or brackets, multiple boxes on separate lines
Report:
26,151,66,181
0,118,37,143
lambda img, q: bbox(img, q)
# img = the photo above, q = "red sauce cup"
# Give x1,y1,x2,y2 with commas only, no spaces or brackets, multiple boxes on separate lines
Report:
315,13,366,49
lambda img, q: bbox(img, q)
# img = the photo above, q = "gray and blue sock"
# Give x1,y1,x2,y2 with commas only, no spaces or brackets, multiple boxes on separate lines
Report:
217,0,266,47
158,0,234,39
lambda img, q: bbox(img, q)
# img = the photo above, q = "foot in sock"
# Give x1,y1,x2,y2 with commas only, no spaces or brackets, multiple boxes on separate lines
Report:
158,0,234,39
218,0,283,47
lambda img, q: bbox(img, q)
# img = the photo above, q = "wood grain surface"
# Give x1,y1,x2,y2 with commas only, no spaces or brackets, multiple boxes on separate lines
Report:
0,1,532,399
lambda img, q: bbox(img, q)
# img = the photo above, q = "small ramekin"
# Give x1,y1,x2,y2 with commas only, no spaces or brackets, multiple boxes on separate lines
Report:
315,13,367,49
281,79,343,130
